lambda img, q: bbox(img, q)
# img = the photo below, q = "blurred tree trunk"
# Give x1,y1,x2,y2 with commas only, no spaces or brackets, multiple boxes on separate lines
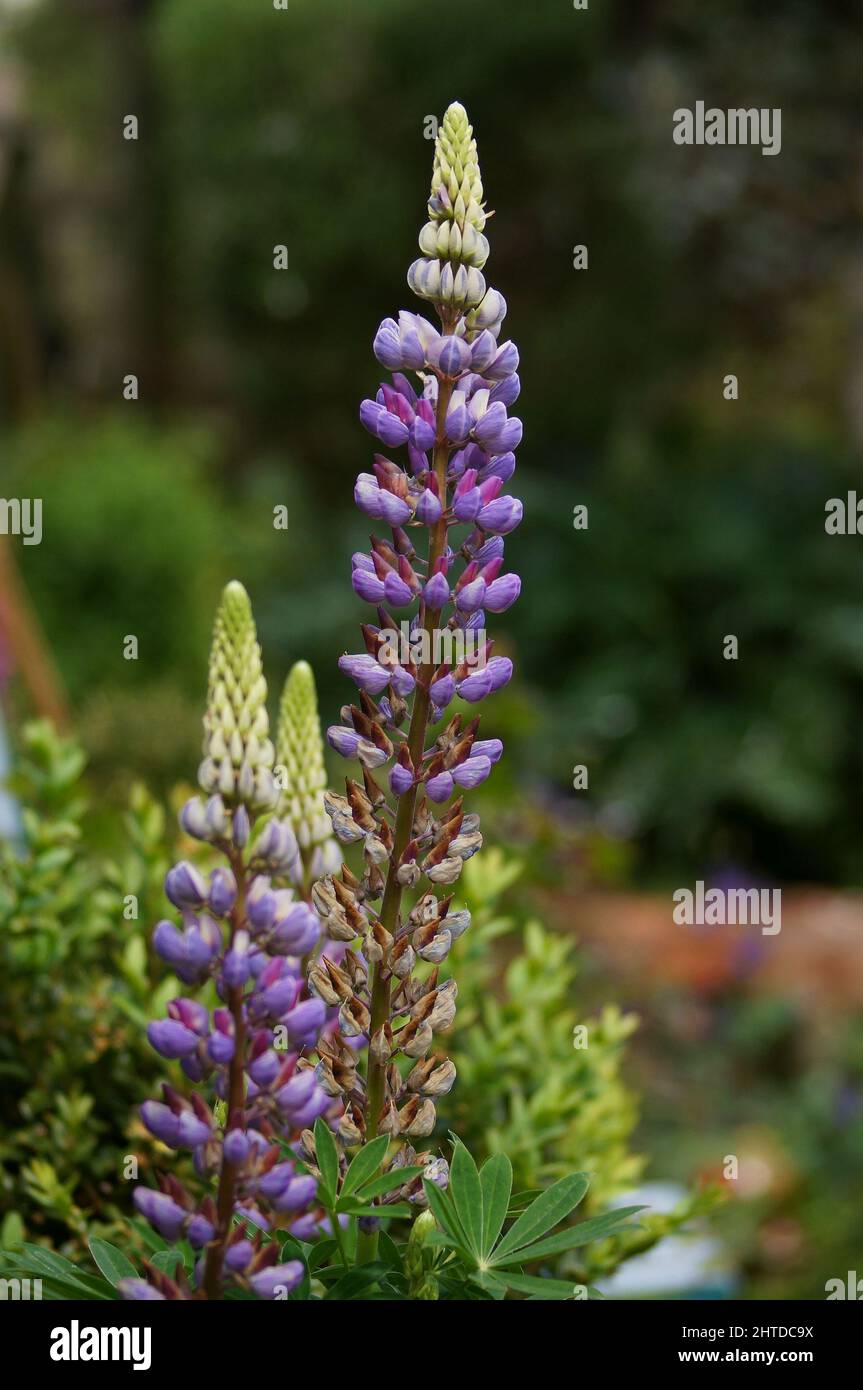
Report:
845,162,863,450
112,0,174,406
0,538,69,729
0,124,45,421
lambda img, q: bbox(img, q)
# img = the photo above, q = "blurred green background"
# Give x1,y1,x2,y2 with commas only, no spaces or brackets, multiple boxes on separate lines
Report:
1,0,862,1298
3,0,862,881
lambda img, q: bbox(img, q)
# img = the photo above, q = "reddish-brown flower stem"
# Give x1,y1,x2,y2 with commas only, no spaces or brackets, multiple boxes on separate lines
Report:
201,847,247,1299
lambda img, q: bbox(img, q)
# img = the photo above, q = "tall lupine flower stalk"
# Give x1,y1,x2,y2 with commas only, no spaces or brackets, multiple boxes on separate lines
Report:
124,584,333,1301
320,103,522,1255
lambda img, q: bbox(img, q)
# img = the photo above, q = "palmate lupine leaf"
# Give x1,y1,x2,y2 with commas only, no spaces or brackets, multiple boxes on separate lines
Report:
423,1139,644,1298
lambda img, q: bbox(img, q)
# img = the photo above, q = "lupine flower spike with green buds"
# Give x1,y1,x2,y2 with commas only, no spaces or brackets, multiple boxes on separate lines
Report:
123,584,335,1300
276,660,342,885
320,102,522,1257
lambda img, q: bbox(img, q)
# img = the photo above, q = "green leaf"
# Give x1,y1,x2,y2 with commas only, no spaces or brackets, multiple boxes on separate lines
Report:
307,1239,338,1273
479,1153,512,1257
324,1264,387,1300
0,1212,24,1250
422,1178,470,1251
130,1218,167,1254
508,1189,542,1213
492,1172,590,1263
6,1271,108,1301
314,1116,340,1206
377,1231,404,1272
424,1229,464,1251
335,1201,416,1220
498,1272,583,1300
88,1238,137,1288
496,1206,645,1265
340,1135,390,1198
147,1249,183,1276
278,1234,306,1263
11,1245,115,1300
449,1140,484,1257
352,1165,425,1202
469,1270,509,1299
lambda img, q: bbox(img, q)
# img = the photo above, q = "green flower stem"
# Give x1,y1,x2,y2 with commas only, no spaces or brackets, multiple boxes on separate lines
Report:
357,370,455,1265
330,1208,350,1272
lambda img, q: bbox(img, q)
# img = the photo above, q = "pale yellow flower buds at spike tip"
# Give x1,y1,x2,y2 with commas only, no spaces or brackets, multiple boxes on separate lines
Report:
276,660,343,877
429,102,487,240
198,580,277,813
408,100,492,315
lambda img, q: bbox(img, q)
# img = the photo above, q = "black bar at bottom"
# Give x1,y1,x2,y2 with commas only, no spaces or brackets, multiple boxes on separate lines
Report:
1,1295,857,1375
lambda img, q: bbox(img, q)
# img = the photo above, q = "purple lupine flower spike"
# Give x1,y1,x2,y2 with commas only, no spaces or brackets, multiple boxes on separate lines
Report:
320,103,521,1214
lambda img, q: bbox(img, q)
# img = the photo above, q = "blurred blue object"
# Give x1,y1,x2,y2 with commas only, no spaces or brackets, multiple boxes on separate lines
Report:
597,1183,737,1300
0,706,22,844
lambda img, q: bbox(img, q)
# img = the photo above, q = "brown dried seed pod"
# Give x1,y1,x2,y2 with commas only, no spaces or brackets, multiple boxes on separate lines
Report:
437,803,464,840
342,949,369,991
389,936,416,979
308,962,342,1006
398,1095,437,1137
378,1097,400,1136
297,1128,317,1165
426,856,463,885
405,1056,436,1092
363,918,394,964
332,875,359,909
412,797,434,840
358,691,381,722
385,1061,405,1103
363,862,386,899
323,956,354,1001
441,907,471,939
369,1022,394,1066
341,862,363,894
346,778,377,831
408,1057,457,1096
339,994,372,1037
417,929,452,963
426,979,458,1031
401,976,430,1009
338,1104,365,1146
397,1016,434,1058
362,762,390,799
409,892,440,927
364,835,389,867
312,877,338,914
313,1055,344,1098
450,829,482,859
422,837,452,869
